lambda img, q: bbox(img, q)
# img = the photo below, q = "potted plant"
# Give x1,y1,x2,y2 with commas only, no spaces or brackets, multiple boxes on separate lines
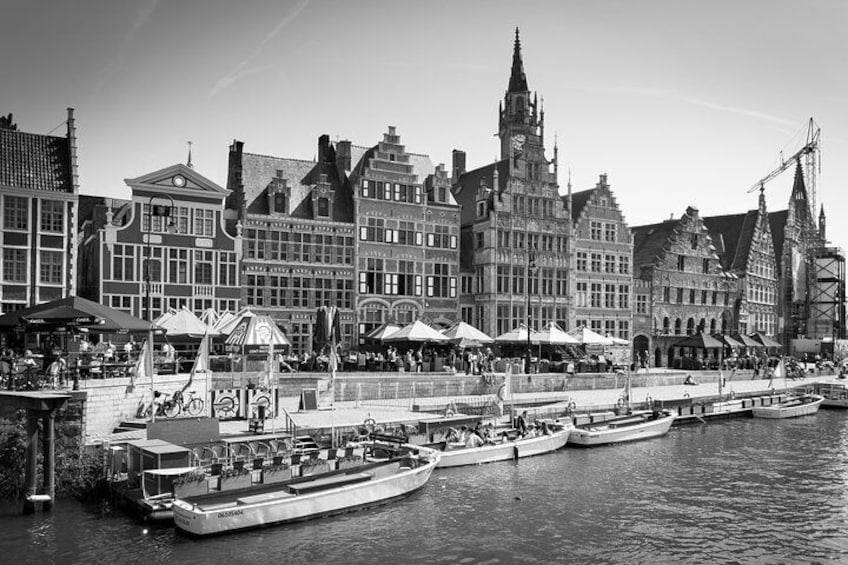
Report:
219,465,252,491
262,461,291,484
299,456,331,477
172,469,209,499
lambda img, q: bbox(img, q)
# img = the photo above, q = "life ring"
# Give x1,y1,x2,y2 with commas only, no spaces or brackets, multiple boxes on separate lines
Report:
567,400,577,413
616,397,627,409
363,417,376,428
445,408,456,418
496,383,507,402
729,390,736,399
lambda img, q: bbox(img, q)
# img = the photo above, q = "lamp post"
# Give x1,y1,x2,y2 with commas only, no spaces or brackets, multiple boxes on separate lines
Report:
143,194,176,424
526,245,537,374
144,194,177,322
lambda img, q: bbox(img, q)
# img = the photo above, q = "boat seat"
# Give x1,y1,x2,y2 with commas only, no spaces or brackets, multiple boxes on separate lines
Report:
287,472,372,495
236,491,295,505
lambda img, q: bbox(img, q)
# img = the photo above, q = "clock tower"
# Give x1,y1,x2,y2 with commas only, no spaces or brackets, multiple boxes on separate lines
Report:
499,27,546,171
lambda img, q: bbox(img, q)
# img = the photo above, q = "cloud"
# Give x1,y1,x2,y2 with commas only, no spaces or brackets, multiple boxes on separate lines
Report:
92,0,159,98
682,97,797,127
209,0,311,97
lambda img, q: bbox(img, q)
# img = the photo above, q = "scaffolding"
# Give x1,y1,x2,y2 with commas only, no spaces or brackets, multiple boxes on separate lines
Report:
807,246,846,340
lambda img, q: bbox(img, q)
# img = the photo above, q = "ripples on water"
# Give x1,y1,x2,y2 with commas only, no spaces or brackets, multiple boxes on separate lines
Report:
3,412,848,565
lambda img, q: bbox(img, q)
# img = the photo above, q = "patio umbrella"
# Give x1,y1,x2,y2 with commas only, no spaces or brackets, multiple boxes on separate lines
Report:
155,306,220,338
749,332,782,348
224,312,290,353
453,337,483,349
535,322,580,345
314,306,342,446
441,321,494,344
673,332,724,349
567,326,615,346
0,295,155,333
365,322,402,341
712,334,745,349
214,310,245,336
494,324,540,344
383,320,448,343
731,333,762,348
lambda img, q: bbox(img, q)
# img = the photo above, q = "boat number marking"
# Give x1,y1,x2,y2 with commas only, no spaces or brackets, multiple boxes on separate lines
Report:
217,509,244,518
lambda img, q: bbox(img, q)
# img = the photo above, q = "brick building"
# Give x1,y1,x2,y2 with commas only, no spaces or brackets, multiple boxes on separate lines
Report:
452,29,570,339
348,126,460,341
568,173,633,341
78,162,241,320
0,109,79,313
632,206,738,368
226,135,357,352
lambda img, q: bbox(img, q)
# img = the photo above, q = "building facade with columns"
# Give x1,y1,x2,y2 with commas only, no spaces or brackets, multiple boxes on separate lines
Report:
0,109,79,313
78,163,241,320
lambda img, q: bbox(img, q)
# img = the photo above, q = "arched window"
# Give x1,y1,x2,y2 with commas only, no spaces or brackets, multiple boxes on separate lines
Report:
663,317,670,333
710,318,717,333
698,318,706,333
674,318,682,335
686,318,695,335
274,193,287,213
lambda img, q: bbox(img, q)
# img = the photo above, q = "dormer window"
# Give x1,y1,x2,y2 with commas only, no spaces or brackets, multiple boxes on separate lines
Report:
477,201,487,218
274,193,287,213
317,197,329,217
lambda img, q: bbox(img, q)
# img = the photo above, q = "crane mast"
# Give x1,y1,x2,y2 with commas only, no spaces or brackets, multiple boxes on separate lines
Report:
748,117,820,218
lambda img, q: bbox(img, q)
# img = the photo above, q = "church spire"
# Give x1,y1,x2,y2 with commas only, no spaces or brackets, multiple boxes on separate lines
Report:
508,27,528,93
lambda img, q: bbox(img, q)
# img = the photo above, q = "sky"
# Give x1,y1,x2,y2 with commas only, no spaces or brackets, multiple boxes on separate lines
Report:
3,0,847,249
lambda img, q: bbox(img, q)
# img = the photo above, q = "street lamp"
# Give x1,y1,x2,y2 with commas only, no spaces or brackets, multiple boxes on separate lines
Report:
526,244,537,374
144,194,177,322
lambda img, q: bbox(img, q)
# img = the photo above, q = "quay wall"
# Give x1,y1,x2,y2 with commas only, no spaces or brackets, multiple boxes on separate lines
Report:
79,372,209,442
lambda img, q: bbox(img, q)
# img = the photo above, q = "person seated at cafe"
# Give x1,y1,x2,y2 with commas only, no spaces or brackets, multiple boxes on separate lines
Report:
277,353,294,373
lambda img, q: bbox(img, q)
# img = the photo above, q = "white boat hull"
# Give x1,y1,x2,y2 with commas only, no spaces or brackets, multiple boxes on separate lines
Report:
752,395,824,419
173,449,439,536
435,427,571,468
568,413,675,447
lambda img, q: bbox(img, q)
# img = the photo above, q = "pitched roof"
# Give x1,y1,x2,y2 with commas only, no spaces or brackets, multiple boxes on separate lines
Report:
631,220,678,271
567,188,594,222
0,129,72,192
768,210,788,276
702,210,759,272
451,159,510,225
239,151,355,222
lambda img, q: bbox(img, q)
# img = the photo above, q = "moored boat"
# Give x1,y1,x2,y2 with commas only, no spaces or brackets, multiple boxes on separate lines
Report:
172,439,439,536
752,394,824,419
815,383,848,408
431,422,572,468
567,410,676,447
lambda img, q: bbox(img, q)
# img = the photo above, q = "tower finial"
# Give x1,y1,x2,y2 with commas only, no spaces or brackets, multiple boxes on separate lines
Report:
187,140,194,169
508,27,528,93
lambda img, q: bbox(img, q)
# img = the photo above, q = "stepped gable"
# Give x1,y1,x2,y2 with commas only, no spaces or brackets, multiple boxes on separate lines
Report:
703,210,759,273
567,188,594,222
0,128,71,192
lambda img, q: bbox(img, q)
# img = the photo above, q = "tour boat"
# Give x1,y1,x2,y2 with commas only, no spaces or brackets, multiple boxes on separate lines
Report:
752,394,824,419
567,410,676,447
172,439,439,536
431,422,572,468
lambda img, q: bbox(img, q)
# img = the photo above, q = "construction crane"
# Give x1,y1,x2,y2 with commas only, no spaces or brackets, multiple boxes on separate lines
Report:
748,117,821,218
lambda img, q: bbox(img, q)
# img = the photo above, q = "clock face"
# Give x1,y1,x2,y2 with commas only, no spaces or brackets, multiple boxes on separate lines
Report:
511,134,526,150
172,175,186,187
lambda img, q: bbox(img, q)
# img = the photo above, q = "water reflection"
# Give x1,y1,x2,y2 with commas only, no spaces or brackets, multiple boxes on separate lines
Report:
2,412,848,564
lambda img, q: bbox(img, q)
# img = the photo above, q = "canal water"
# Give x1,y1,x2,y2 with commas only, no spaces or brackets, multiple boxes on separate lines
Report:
3,410,848,565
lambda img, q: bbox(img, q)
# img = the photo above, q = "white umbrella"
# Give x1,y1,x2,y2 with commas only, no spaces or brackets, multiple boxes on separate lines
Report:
214,310,244,335
568,326,615,346
383,320,448,343
156,306,220,338
441,321,494,344
536,322,580,345
494,324,541,344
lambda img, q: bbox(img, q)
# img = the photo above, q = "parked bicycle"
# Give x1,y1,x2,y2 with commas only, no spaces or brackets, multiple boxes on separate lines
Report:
164,389,205,418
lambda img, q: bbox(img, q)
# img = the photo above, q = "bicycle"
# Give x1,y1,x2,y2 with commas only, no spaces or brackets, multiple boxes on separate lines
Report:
164,389,205,418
